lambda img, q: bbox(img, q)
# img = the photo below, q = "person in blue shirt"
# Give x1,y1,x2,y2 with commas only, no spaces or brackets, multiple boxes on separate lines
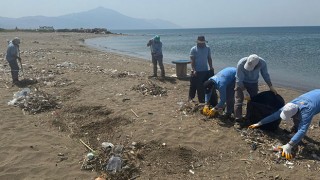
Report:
6,37,21,84
249,89,320,160
234,54,277,124
202,67,236,118
188,36,214,103
147,35,165,77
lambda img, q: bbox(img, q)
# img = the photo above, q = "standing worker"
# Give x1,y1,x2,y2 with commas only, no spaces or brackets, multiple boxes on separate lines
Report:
6,37,22,85
203,67,236,118
249,89,320,160
188,36,214,103
234,54,277,127
147,35,165,78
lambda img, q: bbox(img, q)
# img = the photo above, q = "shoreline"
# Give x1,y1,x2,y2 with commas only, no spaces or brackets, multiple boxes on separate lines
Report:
84,36,310,93
1,32,319,179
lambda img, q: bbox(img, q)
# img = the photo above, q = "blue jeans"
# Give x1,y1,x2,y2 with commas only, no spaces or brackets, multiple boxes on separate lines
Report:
152,54,165,77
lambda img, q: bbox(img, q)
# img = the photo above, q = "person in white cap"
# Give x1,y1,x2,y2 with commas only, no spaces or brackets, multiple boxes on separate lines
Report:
249,89,320,160
6,37,21,84
234,54,277,126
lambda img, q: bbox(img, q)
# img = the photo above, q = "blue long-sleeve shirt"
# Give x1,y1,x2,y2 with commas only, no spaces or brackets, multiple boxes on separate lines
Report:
205,67,236,109
236,57,272,89
6,42,19,62
147,39,162,56
259,89,320,145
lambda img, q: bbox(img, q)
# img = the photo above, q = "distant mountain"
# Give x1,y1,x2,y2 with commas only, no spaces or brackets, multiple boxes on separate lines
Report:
0,7,180,30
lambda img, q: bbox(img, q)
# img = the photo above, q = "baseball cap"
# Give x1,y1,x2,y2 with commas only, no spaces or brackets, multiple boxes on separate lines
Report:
280,103,299,120
244,54,260,71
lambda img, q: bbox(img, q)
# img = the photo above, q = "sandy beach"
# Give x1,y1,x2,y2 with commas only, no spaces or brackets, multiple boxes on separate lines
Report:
1,32,320,180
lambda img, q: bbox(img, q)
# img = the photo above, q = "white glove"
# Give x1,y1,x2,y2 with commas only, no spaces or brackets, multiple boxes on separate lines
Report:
279,143,293,160
243,90,250,101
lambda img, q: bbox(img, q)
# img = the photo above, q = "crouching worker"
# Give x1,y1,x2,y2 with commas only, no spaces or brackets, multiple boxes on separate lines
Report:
202,67,236,118
249,89,320,160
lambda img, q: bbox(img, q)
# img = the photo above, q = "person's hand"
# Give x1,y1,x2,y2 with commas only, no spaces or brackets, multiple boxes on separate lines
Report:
207,108,218,117
248,123,260,129
243,90,250,101
269,86,277,95
278,143,293,160
202,105,210,115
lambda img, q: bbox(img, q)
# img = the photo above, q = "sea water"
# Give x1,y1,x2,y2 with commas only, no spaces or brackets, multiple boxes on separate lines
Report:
85,27,320,91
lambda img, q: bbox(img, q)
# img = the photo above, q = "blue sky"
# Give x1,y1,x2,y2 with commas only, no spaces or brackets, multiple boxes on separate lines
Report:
1,0,320,28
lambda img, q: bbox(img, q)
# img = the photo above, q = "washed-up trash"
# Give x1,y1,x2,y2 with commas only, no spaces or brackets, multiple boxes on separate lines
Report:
8,88,31,106
106,155,122,174
132,80,167,96
8,88,59,114
101,142,114,152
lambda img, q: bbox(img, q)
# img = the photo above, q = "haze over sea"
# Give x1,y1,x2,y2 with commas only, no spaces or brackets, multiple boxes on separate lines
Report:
85,26,320,91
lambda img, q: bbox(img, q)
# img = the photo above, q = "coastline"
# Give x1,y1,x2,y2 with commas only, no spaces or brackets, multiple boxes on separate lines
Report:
1,32,319,179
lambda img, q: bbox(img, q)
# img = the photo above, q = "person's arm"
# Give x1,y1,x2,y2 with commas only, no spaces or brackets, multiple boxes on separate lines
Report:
235,67,245,90
205,91,212,105
289,113,313,145
250,109,282,128
260,61,272,87
215,86,226,109
207,48,214,72
147,39,152,47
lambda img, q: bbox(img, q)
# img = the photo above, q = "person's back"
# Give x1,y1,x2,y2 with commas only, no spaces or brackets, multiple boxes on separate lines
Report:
291,89,320,115
6,41,18,62
147,35,165,77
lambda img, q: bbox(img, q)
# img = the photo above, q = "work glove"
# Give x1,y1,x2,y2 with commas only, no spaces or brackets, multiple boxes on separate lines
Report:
278,143,293,160
202,105,210,115
269,86,277,95
207,108,217,117
243,90,250,101
248,123,260,129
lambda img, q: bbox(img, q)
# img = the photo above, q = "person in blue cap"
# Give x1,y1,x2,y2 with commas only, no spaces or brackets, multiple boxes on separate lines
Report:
202,67,236,118
249,89,320,160
147,35,165,77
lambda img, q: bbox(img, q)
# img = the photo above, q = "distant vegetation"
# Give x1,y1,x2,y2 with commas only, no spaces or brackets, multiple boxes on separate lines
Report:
0,27,112,34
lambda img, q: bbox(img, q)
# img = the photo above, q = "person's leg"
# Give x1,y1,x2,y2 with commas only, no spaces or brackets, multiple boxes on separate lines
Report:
8,60,19,83
196,71,208,103
234,85,244,120
226,80,235,115
188,75,197,101
151,55,157,76
157,55,165,77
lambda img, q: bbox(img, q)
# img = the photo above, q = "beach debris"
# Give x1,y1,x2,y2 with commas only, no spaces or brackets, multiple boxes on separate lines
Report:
106,155,122,174
56,61,76,68
7,88,60,114
80,139,95,153
130,109,139,118
132,80,167,96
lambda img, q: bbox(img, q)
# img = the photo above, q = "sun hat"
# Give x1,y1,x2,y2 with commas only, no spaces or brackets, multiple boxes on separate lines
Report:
154,35,160,41
12,37,20,45
280,103,299,120
244,54,260,71
197,36,207,43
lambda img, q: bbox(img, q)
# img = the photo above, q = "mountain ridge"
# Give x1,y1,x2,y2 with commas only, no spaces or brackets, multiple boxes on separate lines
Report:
0,7,180,30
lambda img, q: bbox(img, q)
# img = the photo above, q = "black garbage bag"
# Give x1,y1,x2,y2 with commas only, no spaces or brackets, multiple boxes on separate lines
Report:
246,91,285,131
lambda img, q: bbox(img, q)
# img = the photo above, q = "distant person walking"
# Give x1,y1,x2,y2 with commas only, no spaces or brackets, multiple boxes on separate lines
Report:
188,36,214,103
249,89,320,160
234,54,277,126
6,37,22,84
147,35,165,77
203,67,236,118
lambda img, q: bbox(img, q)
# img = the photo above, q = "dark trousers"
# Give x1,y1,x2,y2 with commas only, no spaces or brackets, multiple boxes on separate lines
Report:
189,70,214,103
8,60,19,82
152,54,165,77
225,80,236,114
